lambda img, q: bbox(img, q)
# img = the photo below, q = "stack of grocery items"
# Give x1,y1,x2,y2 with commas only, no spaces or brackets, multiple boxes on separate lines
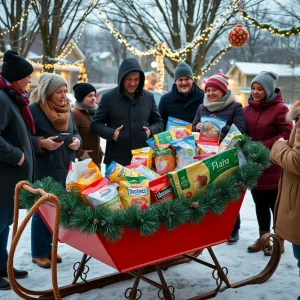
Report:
66,116,243,211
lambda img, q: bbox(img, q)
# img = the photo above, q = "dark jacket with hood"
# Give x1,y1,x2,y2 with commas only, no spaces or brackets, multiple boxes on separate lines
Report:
91,58,164,166
158,83,204,128
0,89,34,207
244,88,293,190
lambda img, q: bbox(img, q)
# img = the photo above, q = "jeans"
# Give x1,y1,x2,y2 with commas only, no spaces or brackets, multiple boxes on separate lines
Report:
293,243,300,270
0,208,14,270
31,211,52,258
232,213,241,235
251,190,277,231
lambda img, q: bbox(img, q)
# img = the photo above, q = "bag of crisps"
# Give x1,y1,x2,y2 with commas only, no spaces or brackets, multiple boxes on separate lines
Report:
196,141,219,155
199,116,226,145
166,117,192,139
154,130,176,145
119,176,150,209
131,147,152,169
219,124,243,152
82,178,122,211
154,144,176,175
105,161,140,184
170,136,197,169
66,159,103,193
149,175,174,203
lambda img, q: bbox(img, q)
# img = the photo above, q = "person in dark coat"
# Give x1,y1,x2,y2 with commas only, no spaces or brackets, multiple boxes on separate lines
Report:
158,61,204,128
29,73,81,268
72,83,103,167
0,50,34,290
91,58,164,167
244,71,293,254
192,72,246,245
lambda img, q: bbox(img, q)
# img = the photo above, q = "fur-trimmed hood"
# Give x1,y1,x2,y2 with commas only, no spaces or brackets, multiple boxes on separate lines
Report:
286,100,300,121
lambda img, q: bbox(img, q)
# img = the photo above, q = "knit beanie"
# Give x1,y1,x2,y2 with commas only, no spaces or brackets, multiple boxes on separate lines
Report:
251,71,278,100
30,72,67,103
205,73,229,95
73,83,96,102
1,50,33,82
174,61,193,81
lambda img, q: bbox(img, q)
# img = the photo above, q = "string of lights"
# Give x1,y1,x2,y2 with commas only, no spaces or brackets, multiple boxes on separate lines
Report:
0,0,36,36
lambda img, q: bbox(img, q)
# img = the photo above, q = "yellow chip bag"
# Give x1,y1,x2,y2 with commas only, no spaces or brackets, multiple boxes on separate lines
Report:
131,147,153,169
66,159,103,193
105,161,140,184
119,176,150,209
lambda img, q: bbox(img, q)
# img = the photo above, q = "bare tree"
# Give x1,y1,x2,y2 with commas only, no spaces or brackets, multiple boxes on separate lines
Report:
0,0,39,56
32,0,101,72
100,0,264,78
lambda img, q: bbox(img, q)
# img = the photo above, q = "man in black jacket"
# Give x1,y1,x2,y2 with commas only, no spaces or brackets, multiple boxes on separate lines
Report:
91,58,164,166
158,61,204,129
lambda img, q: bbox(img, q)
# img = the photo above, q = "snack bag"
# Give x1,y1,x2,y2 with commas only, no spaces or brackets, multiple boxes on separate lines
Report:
154,130,176,144
82,178,122,211
105,161,140,184
219,124,243,152
199,116,227,145
166,117,193,139
170,136,197,169
192,132,200,140
168,148,239,198
135,165,161,181
193,153,216,161
66,159,103,193
149,175,174,203
131,147,152,169
146,137,155,150
196,141,219,155
119,176,150,209
154,144,176,175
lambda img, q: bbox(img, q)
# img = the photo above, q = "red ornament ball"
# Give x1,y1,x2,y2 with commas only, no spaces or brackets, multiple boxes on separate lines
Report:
228,24,249,48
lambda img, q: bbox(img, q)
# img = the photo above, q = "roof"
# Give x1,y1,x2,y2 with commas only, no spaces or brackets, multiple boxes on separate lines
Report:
227,62,300,77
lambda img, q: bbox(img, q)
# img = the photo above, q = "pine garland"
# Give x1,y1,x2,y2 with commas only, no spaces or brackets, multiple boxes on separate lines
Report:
19,136,270,242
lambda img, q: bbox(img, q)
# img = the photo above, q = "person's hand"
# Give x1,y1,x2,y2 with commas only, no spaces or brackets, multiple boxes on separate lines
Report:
18,153,25,166
112,125,123,141
69,137,81,151
196,122,202,131
143,126,151,139
40,136,64,151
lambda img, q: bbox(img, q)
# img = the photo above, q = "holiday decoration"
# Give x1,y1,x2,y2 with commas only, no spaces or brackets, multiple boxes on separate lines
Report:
77,61,88,82
228,23,249,48
20,136,270,242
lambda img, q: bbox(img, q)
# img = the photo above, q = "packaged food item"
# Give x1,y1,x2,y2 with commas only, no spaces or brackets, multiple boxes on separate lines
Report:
154,130,176,144
105,161,140,184
199,116,227,145
168,148,239,198
66,159,103,193
131,147,152,169
119,176,150,209
166,117,193,139
82,178,122,211
146,137,155,150
196,141,219,155
170,136,197,169
149,175,174,203
192,132,200,140
135,165,160,181
219,124,243,152
154,144,176,175
193,153,216,161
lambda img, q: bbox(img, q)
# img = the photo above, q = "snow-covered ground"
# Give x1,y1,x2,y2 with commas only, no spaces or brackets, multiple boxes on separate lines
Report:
1,190,299,300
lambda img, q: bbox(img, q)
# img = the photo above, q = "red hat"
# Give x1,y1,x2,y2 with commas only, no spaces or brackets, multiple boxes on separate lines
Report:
205,73,228,95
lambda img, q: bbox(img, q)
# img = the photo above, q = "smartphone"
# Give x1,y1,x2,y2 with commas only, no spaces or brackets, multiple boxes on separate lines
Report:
53,133,70,142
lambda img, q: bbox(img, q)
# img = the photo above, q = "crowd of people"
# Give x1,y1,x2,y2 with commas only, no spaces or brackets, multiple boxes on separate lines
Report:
0,49,299,297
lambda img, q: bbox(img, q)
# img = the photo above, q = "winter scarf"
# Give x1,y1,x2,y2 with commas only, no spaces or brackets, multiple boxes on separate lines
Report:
0,75,35,134
75,100,98,120
39,100,70,131
203,90,235,112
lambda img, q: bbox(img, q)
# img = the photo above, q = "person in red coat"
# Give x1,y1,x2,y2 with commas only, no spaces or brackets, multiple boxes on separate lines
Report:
244,71,293,254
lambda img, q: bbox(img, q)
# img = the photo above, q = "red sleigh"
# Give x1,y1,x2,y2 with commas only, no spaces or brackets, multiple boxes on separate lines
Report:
8,182,282,300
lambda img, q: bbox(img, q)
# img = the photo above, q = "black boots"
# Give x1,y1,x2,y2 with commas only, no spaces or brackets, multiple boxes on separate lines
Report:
0,267,28,279
227,231,239,245
0,277,10,290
